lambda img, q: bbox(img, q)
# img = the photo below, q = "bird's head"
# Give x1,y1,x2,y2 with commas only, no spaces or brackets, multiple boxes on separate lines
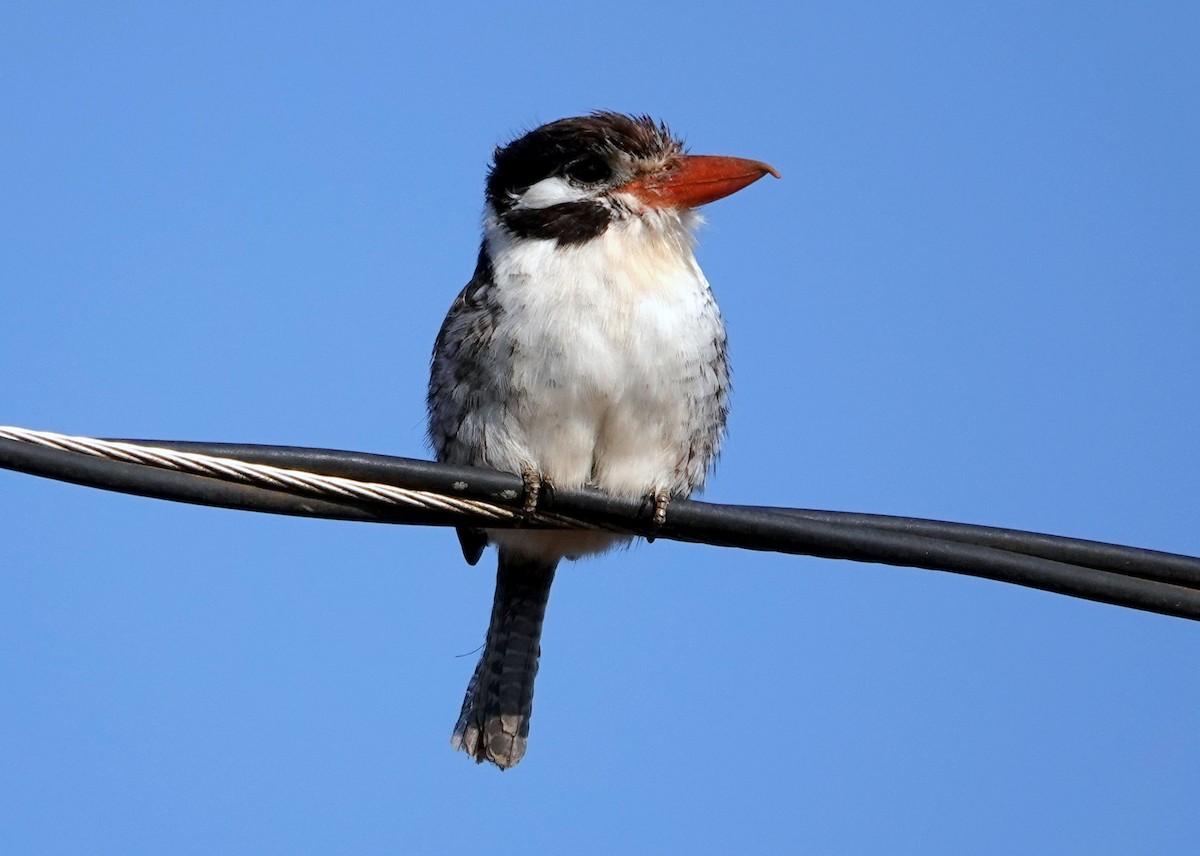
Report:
484,112,778,246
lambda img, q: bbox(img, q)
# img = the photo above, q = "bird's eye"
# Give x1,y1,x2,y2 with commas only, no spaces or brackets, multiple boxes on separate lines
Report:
565,156,611,184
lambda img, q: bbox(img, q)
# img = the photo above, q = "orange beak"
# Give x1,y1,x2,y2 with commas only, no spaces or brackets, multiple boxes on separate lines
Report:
617,155,780,209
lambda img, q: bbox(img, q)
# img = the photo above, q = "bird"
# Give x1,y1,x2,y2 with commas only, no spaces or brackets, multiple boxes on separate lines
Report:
428,112,777,768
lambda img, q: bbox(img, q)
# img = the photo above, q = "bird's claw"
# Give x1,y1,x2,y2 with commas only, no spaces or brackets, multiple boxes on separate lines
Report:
520,466,541,517
518,466,554,523
643,488,671,542
653,489,670,526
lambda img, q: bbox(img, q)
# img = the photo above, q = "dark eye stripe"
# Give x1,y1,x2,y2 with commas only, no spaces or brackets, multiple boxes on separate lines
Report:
501,202,612,246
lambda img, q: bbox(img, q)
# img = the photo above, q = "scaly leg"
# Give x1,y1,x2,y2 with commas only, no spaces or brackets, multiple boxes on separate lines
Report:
642,487,672,543
652,488,671,526
520,464,541,518
518,465,555,521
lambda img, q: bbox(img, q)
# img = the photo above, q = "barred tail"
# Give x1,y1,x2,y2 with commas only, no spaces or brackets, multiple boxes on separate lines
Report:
451,549,558,769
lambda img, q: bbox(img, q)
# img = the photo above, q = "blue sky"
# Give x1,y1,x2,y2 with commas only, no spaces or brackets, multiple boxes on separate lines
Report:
2,2,1198,853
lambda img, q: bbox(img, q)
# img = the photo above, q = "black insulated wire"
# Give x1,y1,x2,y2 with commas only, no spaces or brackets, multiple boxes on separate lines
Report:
1,435,1198,621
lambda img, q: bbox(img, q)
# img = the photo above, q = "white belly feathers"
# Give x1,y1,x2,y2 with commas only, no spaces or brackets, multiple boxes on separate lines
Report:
482,207,723,500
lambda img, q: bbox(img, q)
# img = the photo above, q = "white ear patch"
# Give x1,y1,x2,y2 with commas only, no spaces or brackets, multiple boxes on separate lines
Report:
512,176,591,210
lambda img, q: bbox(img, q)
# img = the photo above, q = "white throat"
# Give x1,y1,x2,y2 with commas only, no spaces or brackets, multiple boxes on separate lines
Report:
483,202,704,295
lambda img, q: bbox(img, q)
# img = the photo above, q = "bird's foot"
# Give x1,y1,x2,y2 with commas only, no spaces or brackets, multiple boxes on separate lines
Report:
642,488,671,542
653,489,670,526
518,465,554,523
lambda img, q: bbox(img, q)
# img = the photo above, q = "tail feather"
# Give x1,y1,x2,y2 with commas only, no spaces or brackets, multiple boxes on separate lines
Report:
452,549,558,769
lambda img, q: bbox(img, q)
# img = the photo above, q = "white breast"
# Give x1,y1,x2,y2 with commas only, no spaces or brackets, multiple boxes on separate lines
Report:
481,205,726,500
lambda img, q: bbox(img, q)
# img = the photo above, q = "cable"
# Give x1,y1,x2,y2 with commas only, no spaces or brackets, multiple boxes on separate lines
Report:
2,426,1199,621
114,437,1200,590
